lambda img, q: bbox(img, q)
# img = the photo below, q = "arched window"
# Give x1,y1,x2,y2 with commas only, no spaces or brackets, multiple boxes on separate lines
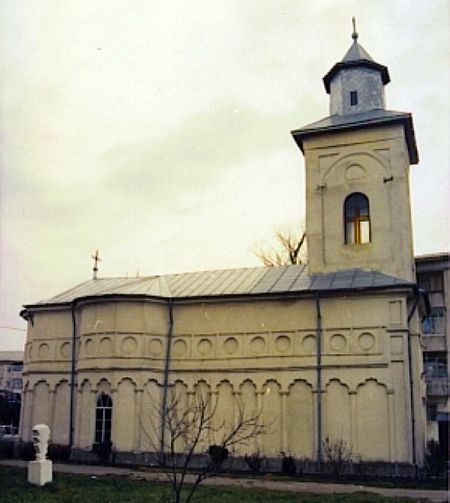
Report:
95,393,112,444
344,193,371,244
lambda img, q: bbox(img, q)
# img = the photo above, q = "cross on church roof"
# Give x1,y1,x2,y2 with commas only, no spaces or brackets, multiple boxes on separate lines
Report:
91,249,101,280
352,17,358,41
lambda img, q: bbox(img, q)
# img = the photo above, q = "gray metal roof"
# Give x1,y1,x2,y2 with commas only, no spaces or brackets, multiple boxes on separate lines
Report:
342,40,374,63
291,109,418,164
323,40,390,93
415,252,450,273
24,266,413,309
415,252,450,264
293,109,409,136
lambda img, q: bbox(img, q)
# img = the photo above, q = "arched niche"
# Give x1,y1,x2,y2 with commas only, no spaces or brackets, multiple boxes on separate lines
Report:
323,379,352,450
261,380,282,457
115,378,136,451
356,379,389,461
287,380,314,457
52,380,70,445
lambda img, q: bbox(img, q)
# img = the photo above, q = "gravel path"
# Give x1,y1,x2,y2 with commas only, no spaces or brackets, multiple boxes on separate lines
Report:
1,459,447,502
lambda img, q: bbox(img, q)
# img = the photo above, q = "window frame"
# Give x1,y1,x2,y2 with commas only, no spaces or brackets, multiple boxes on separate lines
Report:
95,393,113,444
344,192,371,245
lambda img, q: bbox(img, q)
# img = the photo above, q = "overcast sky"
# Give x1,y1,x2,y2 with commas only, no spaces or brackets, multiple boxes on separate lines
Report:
1,0,449,351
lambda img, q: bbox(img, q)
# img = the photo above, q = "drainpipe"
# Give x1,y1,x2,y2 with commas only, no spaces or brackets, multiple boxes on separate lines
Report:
69,301,78,448
160,298,174,464
315,293,323,469
407,289,420,467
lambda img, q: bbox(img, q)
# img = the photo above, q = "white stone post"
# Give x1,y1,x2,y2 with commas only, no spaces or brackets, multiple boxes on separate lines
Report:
28,424,53,486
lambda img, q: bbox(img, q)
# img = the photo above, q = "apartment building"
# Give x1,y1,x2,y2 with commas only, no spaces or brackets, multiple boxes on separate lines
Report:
415,253,449,452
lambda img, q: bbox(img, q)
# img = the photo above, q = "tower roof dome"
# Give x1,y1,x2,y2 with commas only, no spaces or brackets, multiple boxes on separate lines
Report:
323,24,390,93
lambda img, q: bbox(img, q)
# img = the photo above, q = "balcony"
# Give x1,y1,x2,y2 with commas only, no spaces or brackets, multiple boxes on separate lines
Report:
426,377,450,397
7,365,23,373
423,334,447,352
422,315,446,335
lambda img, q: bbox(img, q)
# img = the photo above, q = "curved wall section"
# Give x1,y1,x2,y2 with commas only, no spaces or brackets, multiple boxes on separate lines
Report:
76,301,168,368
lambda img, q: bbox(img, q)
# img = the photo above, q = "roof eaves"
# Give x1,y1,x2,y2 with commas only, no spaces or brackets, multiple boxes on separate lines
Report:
291,113,418,164
21,280,415,315
415,252,450,264
323,60,390,93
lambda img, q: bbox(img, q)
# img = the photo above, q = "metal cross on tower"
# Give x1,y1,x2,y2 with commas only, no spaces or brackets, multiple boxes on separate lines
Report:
352,16,358,41
91,249,101,279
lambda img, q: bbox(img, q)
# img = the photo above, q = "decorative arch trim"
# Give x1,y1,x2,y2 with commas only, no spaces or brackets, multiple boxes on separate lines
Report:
288,378,314,391
322,151,389,184
356,377,389,391
324,377,351,391
94,377,113,389
117,376,137,387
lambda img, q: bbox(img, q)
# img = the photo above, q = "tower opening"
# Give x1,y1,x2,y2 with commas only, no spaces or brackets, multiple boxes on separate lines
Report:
344,192,371,244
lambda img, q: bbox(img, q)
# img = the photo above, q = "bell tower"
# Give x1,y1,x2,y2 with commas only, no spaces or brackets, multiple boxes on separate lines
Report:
292,22,419,282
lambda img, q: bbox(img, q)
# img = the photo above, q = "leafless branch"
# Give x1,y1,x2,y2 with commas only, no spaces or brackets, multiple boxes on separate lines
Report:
142,385,266,503
254,227,307,266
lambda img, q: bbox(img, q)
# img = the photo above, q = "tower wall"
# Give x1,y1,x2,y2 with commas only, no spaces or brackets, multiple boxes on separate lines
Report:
329,67,386,115
304,124,415,282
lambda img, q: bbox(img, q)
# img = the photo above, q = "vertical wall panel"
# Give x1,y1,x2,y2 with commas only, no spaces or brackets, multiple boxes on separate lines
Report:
78,380,93,448
323,380,351,448
262,380,281,456
356,380,389,460
115,379,136,451
215,381,235,447
239,380,258,455
140,381,161,452
32,382,50,428
287,380,314,457
52,381,70,445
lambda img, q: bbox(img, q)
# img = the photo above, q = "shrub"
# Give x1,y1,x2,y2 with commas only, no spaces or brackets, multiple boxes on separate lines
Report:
48,443,71,462
297,457,310,477
92,441,112,463
0,437,15,458
281,453,296,476
14,441,35,461
208,444,229,469
322,435,352,479
244,450,265,474
425,440,447,478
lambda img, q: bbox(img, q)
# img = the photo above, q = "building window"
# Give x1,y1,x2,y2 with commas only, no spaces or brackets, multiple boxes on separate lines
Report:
422,307,446,334
344,192,371,244
95,394,112,444
426,403,437,421
417,273,444,293
424,353,447,378
11,378,22,390
350,91,358,106
7,364,23,373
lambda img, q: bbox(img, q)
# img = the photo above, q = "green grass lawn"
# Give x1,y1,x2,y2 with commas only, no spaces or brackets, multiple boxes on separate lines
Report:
0,466,427,503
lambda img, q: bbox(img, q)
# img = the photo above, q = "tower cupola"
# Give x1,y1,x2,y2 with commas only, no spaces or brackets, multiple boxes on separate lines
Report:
291,20,419,282
323,19,390,116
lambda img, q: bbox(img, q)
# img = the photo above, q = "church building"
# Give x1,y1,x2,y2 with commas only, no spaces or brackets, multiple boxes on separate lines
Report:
19,28,426,469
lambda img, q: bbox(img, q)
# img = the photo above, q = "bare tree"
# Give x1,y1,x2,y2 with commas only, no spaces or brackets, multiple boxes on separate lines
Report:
144,385,266,503
254,228,306,266
322,435,352,480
